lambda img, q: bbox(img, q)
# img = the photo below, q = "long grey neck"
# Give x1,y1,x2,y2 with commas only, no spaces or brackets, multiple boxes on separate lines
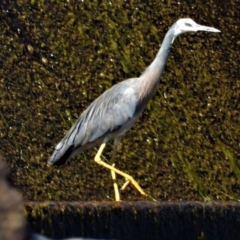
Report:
138,28,176,102
141,29,175,82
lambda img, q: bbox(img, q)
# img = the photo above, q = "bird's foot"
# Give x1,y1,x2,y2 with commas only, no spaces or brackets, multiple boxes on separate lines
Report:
120,177,147,197
121,180,130,191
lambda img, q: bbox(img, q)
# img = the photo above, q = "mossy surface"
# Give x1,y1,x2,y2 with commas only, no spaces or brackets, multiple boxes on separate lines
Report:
25,201,240,239
0,0,239,201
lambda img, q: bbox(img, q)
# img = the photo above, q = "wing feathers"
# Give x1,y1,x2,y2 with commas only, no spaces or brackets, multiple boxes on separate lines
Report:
49,79,138,165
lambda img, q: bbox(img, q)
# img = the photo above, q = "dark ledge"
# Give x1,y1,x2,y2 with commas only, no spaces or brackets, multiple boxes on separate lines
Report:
25,201,240,240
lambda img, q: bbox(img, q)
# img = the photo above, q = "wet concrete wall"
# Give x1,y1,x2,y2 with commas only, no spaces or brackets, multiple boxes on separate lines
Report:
25,201,240,240
0,1,239,239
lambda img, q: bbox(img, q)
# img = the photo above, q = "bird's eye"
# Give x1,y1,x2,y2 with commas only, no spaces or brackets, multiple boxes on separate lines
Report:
185,23,192,27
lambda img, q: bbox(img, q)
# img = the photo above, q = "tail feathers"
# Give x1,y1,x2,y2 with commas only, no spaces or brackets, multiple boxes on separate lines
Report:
48,142,75,166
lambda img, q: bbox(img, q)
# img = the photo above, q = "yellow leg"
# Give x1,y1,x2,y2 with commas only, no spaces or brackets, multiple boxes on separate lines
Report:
110,143,120,201
94,143,147,200
110,163,120,201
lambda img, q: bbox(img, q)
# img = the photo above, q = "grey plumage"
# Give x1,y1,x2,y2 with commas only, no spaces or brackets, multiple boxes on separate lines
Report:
48,18,220,200
50,79,141,165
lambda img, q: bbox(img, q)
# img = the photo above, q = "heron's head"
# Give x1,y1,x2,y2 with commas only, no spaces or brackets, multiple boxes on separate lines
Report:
173,18,220,37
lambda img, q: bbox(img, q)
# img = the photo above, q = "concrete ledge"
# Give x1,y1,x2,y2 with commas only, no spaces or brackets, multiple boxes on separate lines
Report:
25,201,240,240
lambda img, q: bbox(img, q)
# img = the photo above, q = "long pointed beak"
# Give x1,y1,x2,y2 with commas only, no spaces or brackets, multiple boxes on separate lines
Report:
196,24,221,33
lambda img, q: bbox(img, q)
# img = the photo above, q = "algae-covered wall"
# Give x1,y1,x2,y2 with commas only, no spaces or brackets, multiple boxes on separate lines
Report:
0,0,239,201
25,202,240,240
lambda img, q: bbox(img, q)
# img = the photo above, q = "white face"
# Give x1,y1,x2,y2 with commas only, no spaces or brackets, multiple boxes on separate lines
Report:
175,18,198,35
174,18,220,36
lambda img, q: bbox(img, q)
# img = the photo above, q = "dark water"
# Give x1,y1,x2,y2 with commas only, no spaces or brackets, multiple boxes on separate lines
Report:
0,0,239,201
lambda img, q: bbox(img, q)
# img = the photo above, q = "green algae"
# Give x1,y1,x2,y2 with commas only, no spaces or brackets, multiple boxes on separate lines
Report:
0,0,239,201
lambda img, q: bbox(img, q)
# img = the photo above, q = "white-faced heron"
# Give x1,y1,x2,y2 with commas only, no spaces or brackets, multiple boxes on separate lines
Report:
48,18,220,201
